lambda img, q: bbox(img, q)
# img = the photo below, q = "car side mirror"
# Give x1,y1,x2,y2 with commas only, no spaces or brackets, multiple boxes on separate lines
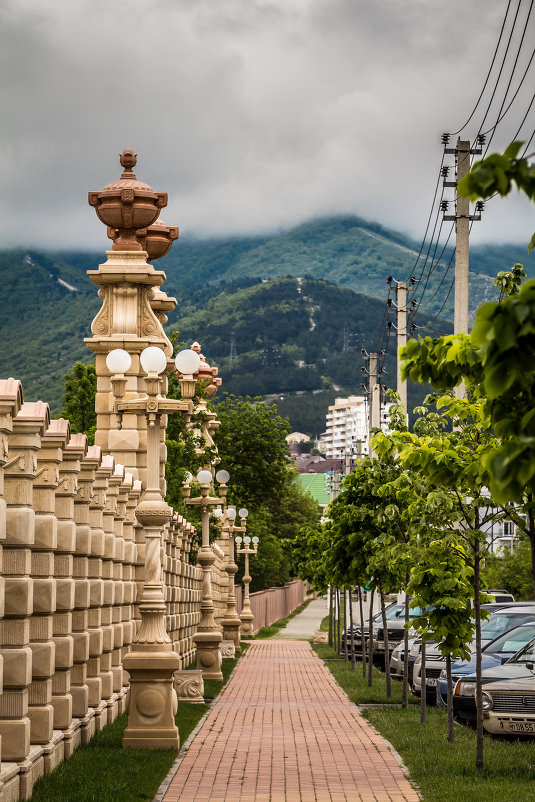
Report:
527,661,534,672
500,656,509,664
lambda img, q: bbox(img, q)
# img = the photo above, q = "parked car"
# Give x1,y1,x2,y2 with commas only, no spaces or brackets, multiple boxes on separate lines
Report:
481,673,535,737
403,602,524,690
412,606,535,700
341,602,400,656
453,633,535,725
436,621,535,713
486,589,515,604
372,605,425,660
390,636,418,682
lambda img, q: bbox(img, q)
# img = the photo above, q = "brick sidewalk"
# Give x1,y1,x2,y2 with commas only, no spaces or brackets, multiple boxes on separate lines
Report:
161,641,419,802
273,597,327,639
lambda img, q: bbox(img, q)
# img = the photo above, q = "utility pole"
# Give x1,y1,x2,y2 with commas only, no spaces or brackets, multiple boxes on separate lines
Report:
442,136,484,334
362,351,381,456
442,135,484,397
396,281,407,416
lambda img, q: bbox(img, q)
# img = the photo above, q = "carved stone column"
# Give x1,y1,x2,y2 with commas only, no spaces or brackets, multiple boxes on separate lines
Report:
29,419,65,751
0,379,23,772
71,434,94,740
220,517,242,654
97,455,115,715
1,400,47,762
52,431,85,756
86,448,107,731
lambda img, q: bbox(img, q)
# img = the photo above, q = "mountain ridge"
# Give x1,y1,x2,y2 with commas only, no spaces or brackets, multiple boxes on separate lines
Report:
0,213,531,431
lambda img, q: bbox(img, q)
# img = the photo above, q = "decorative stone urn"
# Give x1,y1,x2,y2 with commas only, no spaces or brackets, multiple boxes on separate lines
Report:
136,218,179,261
88,148,168,251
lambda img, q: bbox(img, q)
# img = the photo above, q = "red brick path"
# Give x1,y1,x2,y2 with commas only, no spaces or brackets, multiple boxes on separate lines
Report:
162,641,420,801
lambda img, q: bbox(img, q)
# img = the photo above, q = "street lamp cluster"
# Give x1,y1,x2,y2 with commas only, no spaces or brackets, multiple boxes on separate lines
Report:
106,343,259,744
89,150,260,751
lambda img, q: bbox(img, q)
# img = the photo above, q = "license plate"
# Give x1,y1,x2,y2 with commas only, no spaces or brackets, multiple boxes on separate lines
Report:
426,678,437,687
504,721,535,733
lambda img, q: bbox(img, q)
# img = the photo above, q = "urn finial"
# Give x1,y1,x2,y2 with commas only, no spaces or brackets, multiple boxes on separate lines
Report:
88,149,173,255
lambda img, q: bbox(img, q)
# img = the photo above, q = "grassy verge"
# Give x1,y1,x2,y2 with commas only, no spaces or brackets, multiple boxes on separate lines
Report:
364,706,535,802
29,645,248,802
314,641,535,801
319,603,347,633
253,597,313,639
311,642,418,705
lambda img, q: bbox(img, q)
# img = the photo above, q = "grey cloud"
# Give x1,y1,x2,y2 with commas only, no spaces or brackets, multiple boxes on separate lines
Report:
0,0,533,250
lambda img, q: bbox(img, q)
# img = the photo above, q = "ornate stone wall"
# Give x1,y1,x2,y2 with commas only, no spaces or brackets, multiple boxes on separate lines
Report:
0,378,228,801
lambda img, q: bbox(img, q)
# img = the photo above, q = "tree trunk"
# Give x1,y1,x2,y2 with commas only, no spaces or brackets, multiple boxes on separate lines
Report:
474,543,484,772
342,588,351,660
349,587,356,671
368,588,375,687
380,587,392,698
358,586,367,678
529,503,535,601
446,653,454,743
336,586,341,654
402,583,409,709
328,585,333,647
420,637,426,724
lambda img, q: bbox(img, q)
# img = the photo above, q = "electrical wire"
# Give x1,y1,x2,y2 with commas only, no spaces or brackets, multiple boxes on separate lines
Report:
452,0,514,136
474,0,524,140
480,0,535,155
482,44,535,137
404,154,446,284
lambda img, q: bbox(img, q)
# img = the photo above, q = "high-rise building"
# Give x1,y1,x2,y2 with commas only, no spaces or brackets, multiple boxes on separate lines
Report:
319,395,391,459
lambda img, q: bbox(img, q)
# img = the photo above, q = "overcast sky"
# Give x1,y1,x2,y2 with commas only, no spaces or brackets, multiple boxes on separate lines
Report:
1,0,534,251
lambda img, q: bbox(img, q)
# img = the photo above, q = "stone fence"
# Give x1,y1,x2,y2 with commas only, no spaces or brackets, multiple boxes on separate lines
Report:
0,378,231,801
235,579,313,633
0,376,309,801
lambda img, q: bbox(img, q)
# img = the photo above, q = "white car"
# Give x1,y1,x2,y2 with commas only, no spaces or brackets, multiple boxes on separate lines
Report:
481,674,535,736
412,606,535,698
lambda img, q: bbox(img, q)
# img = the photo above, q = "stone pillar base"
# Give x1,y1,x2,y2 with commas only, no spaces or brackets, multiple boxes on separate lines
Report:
239,612,254,638
122,650,180,750
193,631,223,681
221,618,241,653
174,669,204,703
220,640,236,659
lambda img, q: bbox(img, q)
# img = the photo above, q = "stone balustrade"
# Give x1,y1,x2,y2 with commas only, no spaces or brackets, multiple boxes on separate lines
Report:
0,377,231,802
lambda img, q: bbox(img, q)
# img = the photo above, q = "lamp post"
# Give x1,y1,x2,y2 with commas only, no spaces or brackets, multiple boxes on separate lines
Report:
106,344,200,749
217,504,248,653
235,534,259,637
184,469,226,681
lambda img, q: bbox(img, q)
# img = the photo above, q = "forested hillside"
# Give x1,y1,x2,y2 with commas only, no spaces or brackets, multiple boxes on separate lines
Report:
0,213,528,431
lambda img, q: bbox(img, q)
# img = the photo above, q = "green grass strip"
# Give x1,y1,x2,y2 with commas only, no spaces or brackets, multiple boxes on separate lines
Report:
315,642,535,801
364,706,535,802
29,644,249,802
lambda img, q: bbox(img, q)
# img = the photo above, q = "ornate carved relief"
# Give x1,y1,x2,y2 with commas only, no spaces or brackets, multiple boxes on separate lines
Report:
174,669,205,703
92,287,111,336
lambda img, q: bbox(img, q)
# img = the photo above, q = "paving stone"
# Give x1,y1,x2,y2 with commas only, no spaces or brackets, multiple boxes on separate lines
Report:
162,640,419,801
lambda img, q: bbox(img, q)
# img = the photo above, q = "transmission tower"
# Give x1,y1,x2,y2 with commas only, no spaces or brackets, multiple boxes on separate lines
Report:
229,331,237,364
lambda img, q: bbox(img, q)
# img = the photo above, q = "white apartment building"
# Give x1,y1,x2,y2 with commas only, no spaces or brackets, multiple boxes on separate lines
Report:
320,395,392,459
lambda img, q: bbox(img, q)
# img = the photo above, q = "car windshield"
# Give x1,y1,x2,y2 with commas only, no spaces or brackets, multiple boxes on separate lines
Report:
371,603,401,623
484,623,535,654
509,635,535,663
480,612,535,641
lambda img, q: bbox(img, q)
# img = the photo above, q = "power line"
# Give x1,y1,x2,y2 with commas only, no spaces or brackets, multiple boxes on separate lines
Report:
474,0,524,140
480,0,535,154
452,0,514,136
